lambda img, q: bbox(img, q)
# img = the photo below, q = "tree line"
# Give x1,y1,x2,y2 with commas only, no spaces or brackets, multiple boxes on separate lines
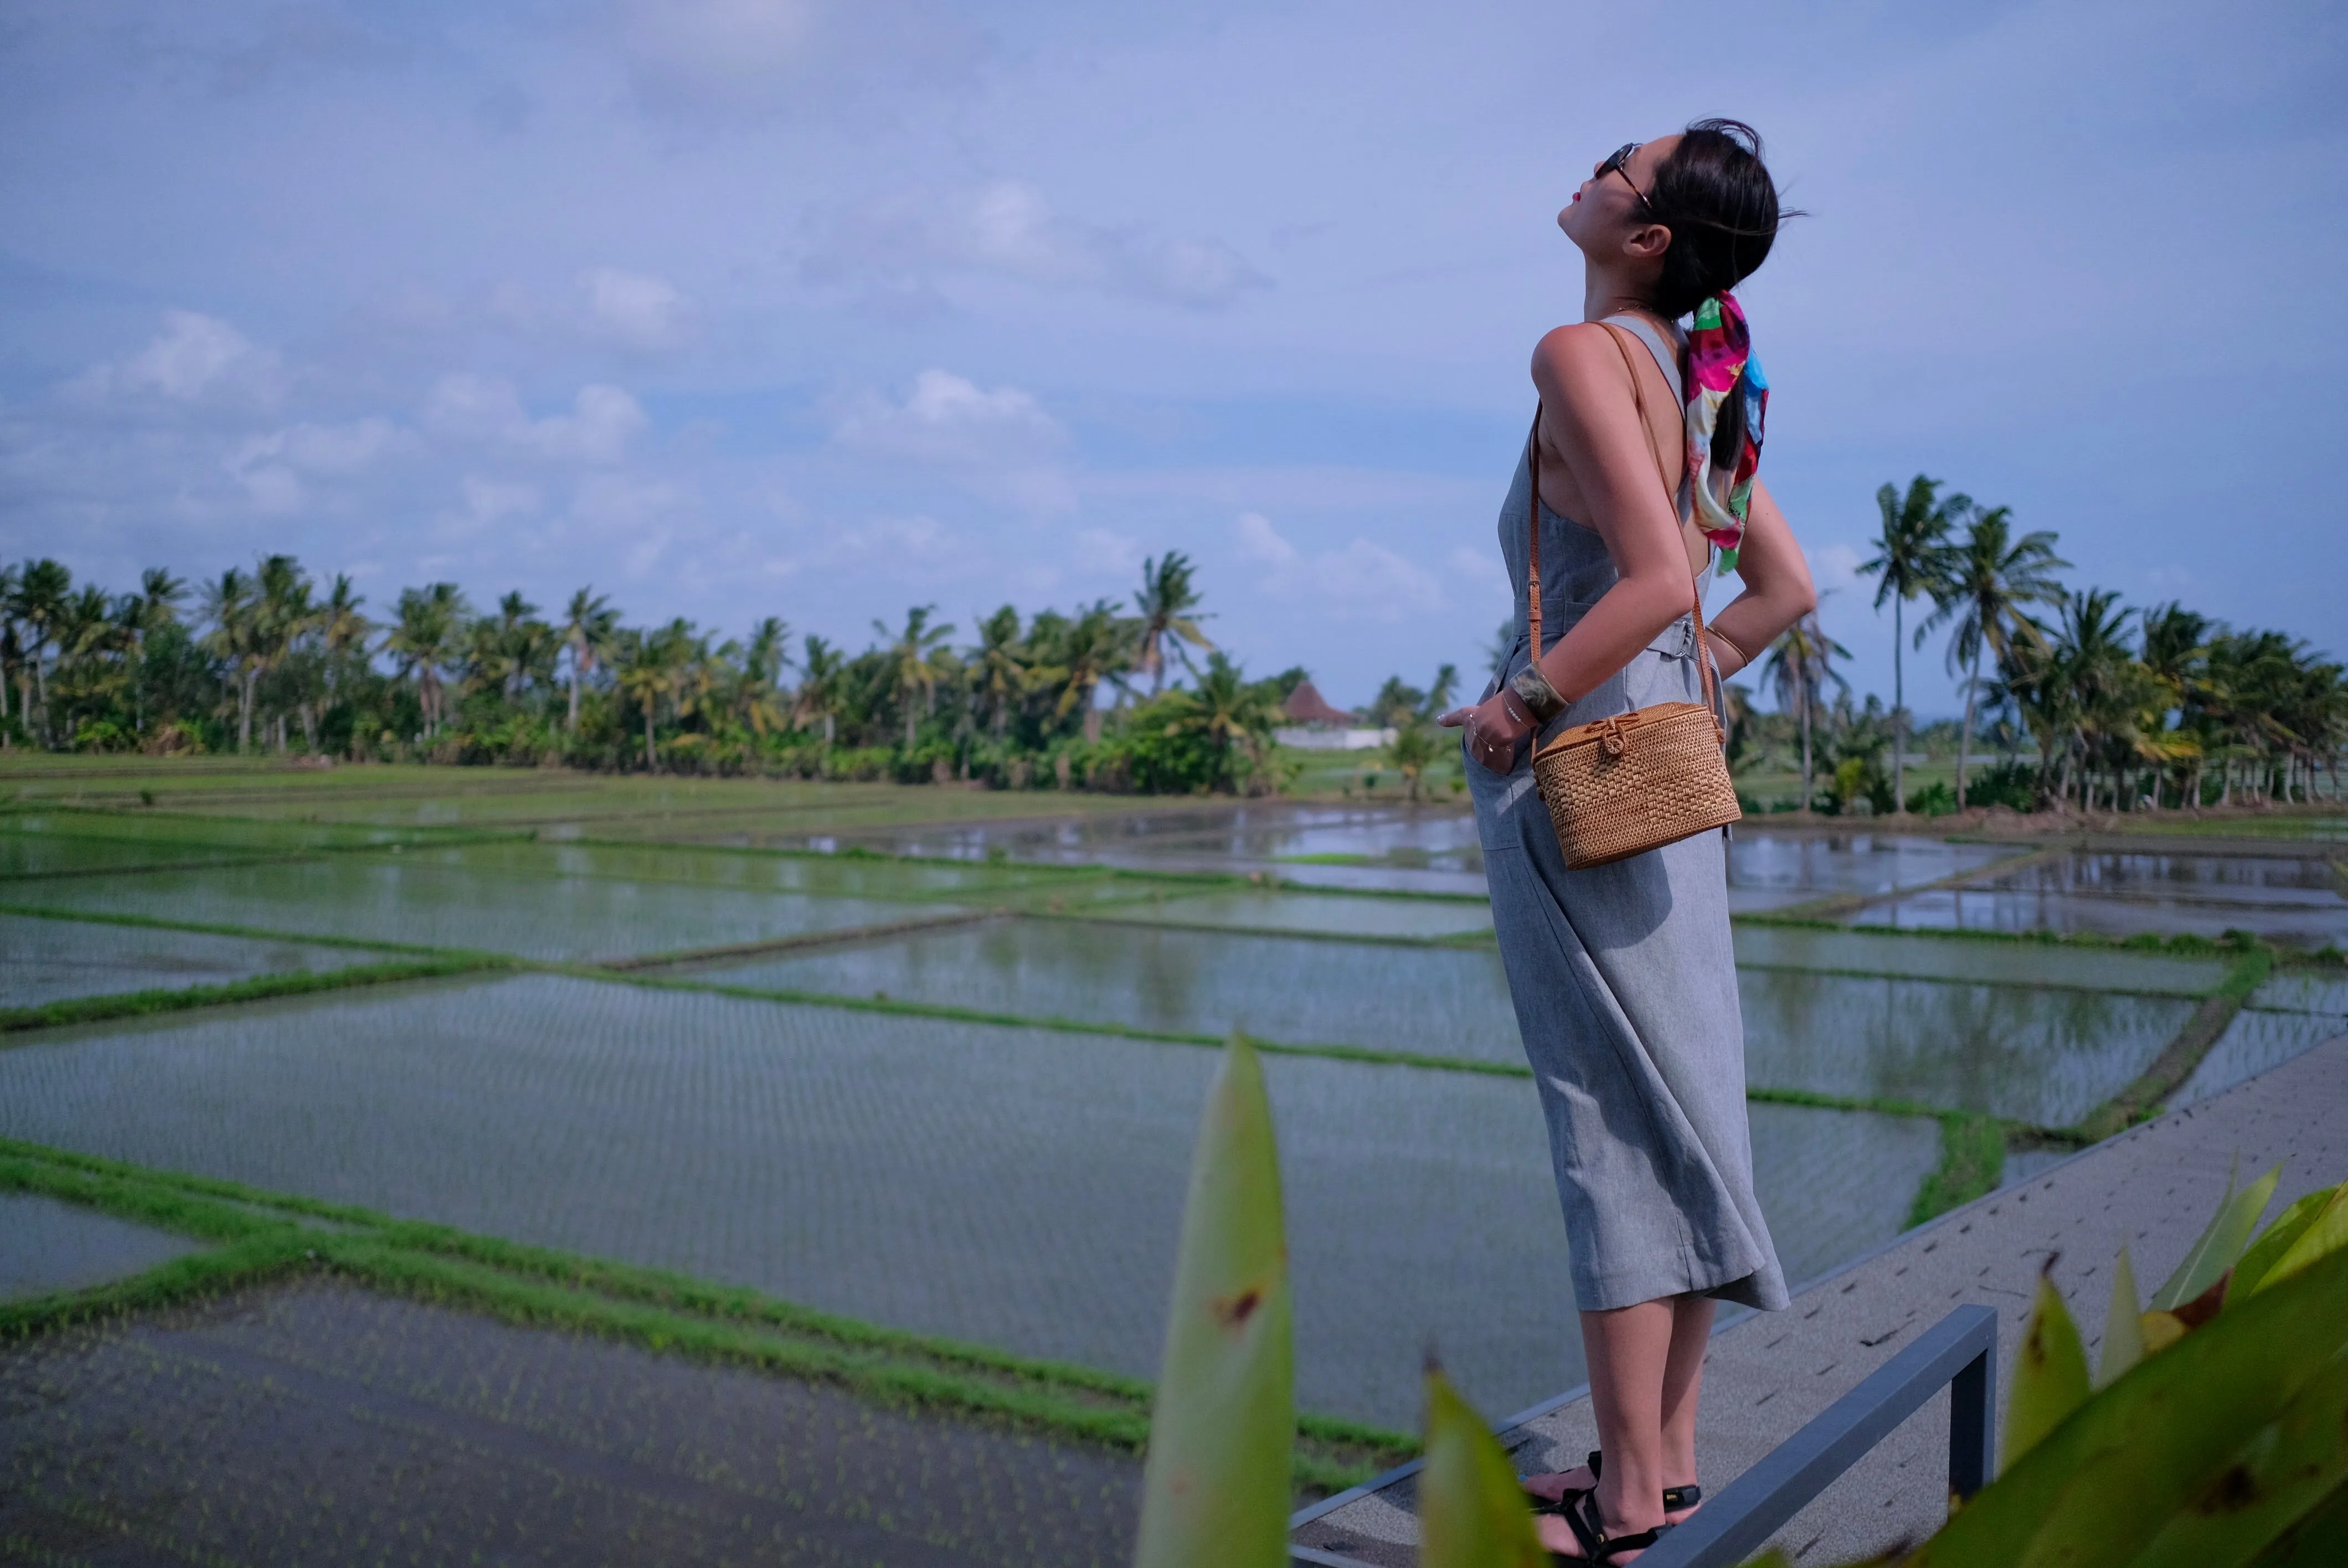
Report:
1750,477,2346,813
0,550,1332,795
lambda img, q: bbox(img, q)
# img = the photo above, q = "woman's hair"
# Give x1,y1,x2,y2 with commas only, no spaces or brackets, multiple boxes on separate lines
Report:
1643,118,1791,321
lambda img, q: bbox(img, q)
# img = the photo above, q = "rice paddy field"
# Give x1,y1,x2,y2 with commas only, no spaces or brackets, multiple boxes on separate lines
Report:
3,756,2344,1565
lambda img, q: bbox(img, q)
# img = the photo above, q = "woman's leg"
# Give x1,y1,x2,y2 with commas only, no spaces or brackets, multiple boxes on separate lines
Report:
1537,1293,1713,1557
1659,1294,1714,1518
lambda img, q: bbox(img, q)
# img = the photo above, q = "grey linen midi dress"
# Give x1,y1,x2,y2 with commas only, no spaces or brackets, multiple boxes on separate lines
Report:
1468,314,1789,1315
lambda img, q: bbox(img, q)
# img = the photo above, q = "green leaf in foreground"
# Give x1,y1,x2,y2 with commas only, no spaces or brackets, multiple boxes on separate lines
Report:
2252,1180,2348,1297
1910,1245,2348,1567
1133,1035,1293,1568
2127,1344,2348,1568
2233,1184,2340,1301
1418,1359,1546,1568
2000,1265,2089,1475
2095,1244,2144,1389
2149,1158,2279,1310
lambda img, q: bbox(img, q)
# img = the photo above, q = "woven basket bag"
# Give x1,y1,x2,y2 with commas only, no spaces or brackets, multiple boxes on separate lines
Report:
1525,322,1742,869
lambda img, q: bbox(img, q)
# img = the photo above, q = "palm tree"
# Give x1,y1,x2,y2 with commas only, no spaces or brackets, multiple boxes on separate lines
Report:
614,625,682,769
876,606,956,749
791,635,845,742
1132,551,1214,695
12,558,72,742
969,605,1030,740
1859,476,1968,814
117,568,187,737
1914,506,2067,808
1761,608,1851,809
1047,599,1134,742
252,555,315,751
557,588,620,734
734,616,792,737
198,567,261,750
1168,650,1283,790
383,584,468,736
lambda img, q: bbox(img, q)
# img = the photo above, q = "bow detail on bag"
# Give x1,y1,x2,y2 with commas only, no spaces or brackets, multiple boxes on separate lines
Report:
1592,715,1634,758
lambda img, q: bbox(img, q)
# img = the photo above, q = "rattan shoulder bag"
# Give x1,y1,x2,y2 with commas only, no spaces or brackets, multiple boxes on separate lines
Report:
1523,322,1743,869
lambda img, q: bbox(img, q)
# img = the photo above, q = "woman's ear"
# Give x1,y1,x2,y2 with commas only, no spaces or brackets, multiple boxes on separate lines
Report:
1624,220,1672,264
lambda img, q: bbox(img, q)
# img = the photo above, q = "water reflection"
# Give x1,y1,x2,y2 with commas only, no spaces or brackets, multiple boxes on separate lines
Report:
700,916,2187,1126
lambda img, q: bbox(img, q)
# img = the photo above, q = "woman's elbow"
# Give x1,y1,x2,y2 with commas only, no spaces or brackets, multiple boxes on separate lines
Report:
1786,580,1818,620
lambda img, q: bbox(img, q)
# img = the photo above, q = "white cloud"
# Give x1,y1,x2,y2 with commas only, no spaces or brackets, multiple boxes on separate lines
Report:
1810,541,1865,595
1234,510,1299,565
223,416,405,514
831,369,1063,462
1314,539,1445,619
621,0,821,118
805,180,1268,310
425,376,646,464
1073,528,1144,575
71,310,285,407
1232,514,1444,622
461,476,541,524
236,416,403,477
579,267,696,350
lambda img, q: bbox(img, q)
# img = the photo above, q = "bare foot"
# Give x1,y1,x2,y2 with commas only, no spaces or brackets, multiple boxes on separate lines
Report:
1521,1463,1598,1506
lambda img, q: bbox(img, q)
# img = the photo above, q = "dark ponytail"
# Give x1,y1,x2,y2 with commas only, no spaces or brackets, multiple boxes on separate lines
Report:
1644,118,1794,321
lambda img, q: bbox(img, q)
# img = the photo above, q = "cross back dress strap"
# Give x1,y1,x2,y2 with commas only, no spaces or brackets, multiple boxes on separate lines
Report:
1600,312,1691,525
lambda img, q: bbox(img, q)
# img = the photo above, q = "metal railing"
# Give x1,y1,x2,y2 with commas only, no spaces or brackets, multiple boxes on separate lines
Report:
1289,1303,1997,1568
1629,1303,1996,1568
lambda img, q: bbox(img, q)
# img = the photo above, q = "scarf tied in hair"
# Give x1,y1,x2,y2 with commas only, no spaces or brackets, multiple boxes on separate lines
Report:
1684,291,1767,572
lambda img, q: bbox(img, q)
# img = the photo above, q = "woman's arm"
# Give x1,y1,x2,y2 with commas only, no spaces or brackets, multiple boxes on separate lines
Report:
1703,480,1815,679
1441,323,1701,771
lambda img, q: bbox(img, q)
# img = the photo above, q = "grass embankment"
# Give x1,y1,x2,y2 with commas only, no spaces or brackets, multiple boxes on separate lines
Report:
0,958,515,1034
0,1140,1412,1493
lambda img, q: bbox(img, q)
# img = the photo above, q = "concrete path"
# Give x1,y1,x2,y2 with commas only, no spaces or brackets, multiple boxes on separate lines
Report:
1293,1032,2348,1566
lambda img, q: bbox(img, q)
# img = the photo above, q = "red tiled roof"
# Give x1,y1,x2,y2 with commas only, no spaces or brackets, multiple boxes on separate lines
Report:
1281,680,1358,726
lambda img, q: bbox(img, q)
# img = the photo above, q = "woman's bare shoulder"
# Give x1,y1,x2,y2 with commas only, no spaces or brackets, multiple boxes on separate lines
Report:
1530,322,1634,406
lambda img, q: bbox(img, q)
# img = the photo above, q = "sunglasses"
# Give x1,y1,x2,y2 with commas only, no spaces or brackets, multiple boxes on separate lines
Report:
1598,142,1657,216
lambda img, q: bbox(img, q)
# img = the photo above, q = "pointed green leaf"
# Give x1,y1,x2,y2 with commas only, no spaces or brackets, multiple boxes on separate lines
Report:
2151,1160,2280,1311
2235,1184,2341,1301
1134,1036,1293,1568
2127,1344,2348,1568
2243,1475,2348,1568
2096,1245,2144,1388
1419,1361,1547,1568
1909,1245,2348,1568
2002,1268,2090,1474
2253,1182,2348,1297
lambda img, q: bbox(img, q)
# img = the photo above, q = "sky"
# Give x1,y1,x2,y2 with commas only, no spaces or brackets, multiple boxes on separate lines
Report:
2,0,2342,715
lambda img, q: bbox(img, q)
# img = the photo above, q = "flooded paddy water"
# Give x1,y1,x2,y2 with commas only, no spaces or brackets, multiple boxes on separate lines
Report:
2,765,2341,1446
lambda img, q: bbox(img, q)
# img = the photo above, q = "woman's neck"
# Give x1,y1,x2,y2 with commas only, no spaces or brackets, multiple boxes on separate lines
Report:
1582,262,1664,327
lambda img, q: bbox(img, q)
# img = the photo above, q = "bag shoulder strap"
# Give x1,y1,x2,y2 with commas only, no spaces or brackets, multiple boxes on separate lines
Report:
1521,324,1721,736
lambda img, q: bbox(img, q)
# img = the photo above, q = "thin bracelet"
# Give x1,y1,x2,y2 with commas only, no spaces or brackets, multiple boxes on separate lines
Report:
1709,627,1752,672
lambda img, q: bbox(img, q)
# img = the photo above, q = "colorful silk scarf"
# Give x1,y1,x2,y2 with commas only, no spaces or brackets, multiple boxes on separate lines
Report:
1683,291,1767,572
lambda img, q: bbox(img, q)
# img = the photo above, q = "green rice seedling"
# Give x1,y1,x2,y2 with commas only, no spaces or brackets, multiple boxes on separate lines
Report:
1417,1358,1546,1568
1133,1034,1293,1568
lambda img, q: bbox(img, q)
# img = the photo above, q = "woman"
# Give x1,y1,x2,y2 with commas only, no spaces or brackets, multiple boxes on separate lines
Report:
1437,120,1816,1562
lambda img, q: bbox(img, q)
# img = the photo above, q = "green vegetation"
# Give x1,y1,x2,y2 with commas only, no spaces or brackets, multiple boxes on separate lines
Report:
0,550,1315,795
1737,480,2345,814
0,956,512,1033
0,1139,1412,1494
1905,1175,2348,1565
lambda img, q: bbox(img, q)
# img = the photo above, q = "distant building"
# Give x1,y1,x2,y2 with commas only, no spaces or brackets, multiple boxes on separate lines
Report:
1275,680,1394,751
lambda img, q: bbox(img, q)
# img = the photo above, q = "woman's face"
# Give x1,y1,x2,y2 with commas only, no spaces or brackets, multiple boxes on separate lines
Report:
1558,134,1677,255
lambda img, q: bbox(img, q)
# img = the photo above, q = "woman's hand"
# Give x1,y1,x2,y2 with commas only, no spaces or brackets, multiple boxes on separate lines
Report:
1438,691,1535,774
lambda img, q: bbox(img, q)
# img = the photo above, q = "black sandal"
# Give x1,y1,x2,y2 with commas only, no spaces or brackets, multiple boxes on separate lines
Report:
1548,1486,1675,1563
1522,1451,1701,1517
